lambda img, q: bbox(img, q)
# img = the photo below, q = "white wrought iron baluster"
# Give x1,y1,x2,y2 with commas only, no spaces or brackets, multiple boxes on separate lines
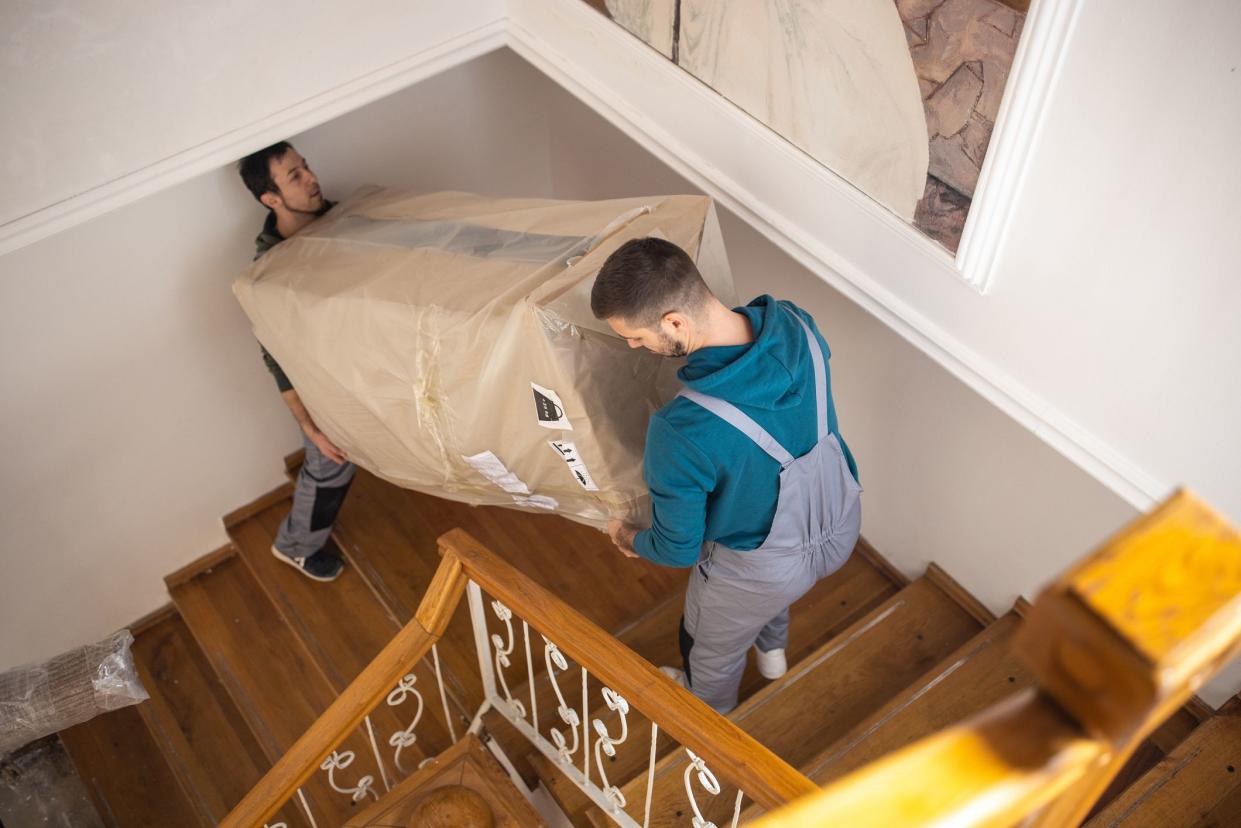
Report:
591,686,631,812
320,749,379,803
296,789,319,828
643,724,659,828
543,637,581,763
683,748,721,828
582,666,590,781
431,643,459,742
731,789,744,828
523,620,538,733
386,673,425,775
490,600,527,719
466,580,500,706
362,714,392,792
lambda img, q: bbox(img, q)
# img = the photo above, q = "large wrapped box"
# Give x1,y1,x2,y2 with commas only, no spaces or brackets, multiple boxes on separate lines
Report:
234,187,735,528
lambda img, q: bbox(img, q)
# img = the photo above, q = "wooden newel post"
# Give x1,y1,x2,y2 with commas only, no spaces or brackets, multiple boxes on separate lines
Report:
1014,489,1241,826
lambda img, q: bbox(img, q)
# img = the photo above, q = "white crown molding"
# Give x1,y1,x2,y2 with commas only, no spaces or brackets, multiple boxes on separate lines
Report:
958,0,1086,292
0,19,508,258
505,0,1165,511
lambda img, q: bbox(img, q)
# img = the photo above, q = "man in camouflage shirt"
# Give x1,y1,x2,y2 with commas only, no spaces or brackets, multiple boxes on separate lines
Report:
237,141,351,581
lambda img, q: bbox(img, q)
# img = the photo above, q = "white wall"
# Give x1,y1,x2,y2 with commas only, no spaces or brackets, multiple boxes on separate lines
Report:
0,49,555,671
0,0,505,252
538,74,1241,707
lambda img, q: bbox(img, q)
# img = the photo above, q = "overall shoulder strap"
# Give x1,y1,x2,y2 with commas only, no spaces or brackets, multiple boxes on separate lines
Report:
782,304,829,441
676,388,795,468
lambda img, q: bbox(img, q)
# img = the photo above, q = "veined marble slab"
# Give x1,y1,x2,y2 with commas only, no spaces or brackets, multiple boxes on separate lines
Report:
606,0,930,221
604,0,676,59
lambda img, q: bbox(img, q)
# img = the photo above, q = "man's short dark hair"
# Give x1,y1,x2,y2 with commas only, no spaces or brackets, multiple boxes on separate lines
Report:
591,237,711,328
238,141,293,205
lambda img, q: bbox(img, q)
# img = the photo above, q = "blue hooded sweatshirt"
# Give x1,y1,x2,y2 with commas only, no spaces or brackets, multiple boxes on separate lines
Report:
632,295,858,567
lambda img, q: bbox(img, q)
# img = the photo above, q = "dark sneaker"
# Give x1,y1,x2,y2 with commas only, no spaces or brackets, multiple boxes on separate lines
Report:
270,543,345,582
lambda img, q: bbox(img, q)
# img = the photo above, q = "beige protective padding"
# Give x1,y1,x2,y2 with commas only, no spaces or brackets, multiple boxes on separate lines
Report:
234,187,735,529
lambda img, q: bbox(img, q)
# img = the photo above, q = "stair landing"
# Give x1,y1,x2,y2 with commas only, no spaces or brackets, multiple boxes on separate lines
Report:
344,733,542,827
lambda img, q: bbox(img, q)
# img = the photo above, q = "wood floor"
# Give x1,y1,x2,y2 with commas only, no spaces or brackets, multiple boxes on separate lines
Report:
54,453,1237,827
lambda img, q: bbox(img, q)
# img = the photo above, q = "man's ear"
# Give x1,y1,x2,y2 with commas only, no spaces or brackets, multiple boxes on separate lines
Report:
259,191,282,211
661,311,690,333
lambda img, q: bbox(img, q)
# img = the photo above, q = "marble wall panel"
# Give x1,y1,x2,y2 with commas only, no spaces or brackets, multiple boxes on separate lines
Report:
599,0,1027,252
607,0,930,221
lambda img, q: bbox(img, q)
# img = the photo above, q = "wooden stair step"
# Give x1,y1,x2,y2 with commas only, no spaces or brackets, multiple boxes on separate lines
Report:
336,469,685,630
168,552,388,825
1084,712,1241,827
59,704,205,828
129,607,303,826
806,608,1032,785
600,575,983,828
227,500,457,762
508,545,901,821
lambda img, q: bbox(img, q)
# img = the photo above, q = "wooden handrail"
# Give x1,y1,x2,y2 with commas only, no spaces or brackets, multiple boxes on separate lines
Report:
439,527,820,810
220,549,466,828
750,489,1241,827
748,689,1105,827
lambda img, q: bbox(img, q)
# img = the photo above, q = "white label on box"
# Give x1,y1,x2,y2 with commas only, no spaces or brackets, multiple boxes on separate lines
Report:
462,450,531,495
548,440,600,492
514,494,559,510
532,382,573,430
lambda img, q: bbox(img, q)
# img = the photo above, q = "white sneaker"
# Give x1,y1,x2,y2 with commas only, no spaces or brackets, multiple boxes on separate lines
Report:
659,665,689,689
754,646,787,679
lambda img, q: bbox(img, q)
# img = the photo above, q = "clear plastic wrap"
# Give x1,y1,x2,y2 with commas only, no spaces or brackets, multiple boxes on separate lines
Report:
0,631,148,757
234,188,736,528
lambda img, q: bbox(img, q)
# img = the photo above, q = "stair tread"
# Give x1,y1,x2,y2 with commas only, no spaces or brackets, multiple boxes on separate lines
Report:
228,501,457,763
1086,713,1241,827
59,704,205,828
611,574,983,828
168,553,385,825
807,608,1032,784
130,609,303,826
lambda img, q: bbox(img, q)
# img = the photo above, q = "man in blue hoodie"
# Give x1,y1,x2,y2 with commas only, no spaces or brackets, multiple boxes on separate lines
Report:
592,238,861,713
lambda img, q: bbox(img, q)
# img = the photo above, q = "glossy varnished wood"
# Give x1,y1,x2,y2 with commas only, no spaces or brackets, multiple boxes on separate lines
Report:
806,609,1031,786
1017,491,1241,827
131,611,304,826
1084,713,1241,828
441,528,819,812
624,575,983,828
171,554,382,826
749,690,1105,828
228,501,456,764
344,733,543,827
59,704,204,828
509,545,901,813
219,551,466,828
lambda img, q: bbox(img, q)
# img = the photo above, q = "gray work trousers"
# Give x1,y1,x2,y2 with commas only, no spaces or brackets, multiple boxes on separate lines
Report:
273,436,356,559
677,306,862,714
679,434,862,714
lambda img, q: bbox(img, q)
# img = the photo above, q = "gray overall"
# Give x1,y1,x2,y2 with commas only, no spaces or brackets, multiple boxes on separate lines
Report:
273,436,356,559
678,311,862,713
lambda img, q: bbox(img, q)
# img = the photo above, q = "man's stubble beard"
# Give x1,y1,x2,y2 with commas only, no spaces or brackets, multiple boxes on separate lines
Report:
657,331,688,358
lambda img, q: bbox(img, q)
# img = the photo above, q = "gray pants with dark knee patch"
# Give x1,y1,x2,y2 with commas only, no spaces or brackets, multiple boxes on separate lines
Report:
273,435,356,559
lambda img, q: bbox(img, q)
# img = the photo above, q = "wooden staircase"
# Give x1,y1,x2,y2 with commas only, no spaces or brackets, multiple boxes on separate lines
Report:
55,452,1239,827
